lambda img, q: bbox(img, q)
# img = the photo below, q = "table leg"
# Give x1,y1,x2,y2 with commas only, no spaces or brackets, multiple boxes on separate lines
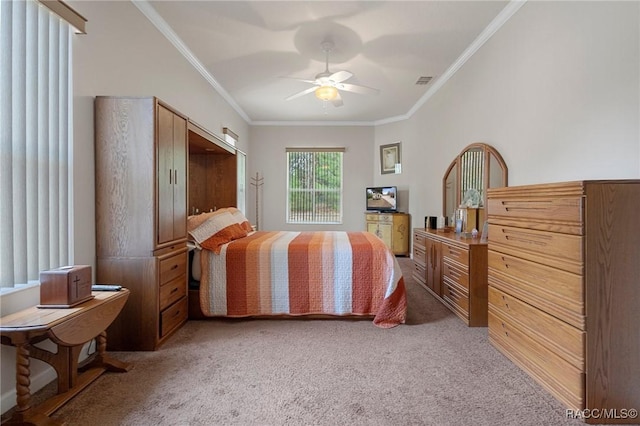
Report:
85,331,131,373
14,340,32,417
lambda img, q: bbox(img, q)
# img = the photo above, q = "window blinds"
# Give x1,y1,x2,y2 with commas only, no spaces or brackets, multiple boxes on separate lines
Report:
286,148,343,224
0,0,72,291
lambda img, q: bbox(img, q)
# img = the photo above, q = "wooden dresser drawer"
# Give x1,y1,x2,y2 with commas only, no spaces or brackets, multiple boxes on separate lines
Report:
442,278,469,320
413,230,426,247
486,196,583,223
488,251,584,328
489,311,584,409
489,286,584,369
442,259,469,289
488,224,583,273
441,243,468,267
160,297,187,338
413,244,426,266
412,262,426,285
159,250,187,285
160,274,186,310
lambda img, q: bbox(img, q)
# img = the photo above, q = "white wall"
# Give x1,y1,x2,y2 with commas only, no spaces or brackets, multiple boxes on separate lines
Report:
248,125,374,231
1,0,249,413
376,0,640,226
3,0,639,415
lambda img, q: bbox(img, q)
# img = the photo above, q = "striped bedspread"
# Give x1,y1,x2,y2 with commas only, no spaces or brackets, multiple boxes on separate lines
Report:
199,231,407,328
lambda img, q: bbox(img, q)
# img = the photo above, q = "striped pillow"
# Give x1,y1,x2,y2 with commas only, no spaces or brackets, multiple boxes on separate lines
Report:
226,207,253,232
189,211,248,254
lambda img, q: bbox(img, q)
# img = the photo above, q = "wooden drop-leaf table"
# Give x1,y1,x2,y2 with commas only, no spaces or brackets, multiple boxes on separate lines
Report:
0,289,131,425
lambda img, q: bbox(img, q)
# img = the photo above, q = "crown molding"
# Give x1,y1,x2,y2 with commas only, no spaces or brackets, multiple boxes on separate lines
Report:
406,0,527,119
250,120,375,127
131,0,251,123
133,0,526,127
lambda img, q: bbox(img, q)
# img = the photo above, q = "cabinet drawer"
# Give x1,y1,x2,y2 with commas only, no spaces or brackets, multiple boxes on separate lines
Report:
160,274,186,311
413,245,426,265
442,258,469,289
159,250,187,285
489,287,584,369
413,230,426,247
488,224,583,272
412,262,426,285
366,214,391,223
489,312,584,409
441,243,468,267
442,278,469,319
160,297,187,338
487,196,582,223
488,250,584,328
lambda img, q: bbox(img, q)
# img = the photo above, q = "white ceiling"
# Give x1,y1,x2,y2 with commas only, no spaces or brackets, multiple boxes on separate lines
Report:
142,1,511,125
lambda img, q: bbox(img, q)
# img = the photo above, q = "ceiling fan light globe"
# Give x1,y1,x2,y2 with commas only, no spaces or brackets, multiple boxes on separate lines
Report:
315,85,338,101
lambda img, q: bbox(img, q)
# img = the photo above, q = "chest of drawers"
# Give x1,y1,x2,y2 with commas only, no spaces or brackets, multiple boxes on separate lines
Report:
487,180,640,421
412,228,488,326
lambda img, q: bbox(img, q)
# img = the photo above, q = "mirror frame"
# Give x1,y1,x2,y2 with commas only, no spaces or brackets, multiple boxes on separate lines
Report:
442,142,508,220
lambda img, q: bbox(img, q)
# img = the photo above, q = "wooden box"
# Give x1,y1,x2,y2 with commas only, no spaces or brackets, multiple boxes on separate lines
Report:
39,265,94,308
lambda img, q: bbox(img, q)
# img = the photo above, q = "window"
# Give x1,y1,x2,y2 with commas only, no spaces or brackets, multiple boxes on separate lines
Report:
0,0,83,293
286,148,344,224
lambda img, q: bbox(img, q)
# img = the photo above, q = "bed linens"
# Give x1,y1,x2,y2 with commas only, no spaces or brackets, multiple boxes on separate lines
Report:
199,230,406,328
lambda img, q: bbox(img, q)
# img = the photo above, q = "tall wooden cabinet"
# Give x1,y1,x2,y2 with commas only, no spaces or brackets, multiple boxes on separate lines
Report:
95,96,189,351
365,212,410,256
487,180,640,421
412,229,488,326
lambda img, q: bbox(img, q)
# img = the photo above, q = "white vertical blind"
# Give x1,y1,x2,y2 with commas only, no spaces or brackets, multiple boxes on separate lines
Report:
0,0,72,291
286,148,344,224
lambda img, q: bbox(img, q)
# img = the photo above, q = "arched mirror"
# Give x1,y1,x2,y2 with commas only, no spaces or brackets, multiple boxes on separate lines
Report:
442,143,507,225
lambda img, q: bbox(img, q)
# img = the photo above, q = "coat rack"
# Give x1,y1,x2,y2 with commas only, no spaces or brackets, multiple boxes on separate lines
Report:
250,172,264,231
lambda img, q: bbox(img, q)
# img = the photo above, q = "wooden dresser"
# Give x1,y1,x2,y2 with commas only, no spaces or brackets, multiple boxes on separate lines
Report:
95,96,189,351
366,212,410,256
487,180,640,422
412,228,488,326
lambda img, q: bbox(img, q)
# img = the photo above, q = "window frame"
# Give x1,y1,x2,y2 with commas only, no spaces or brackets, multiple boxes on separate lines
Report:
286,148,344,225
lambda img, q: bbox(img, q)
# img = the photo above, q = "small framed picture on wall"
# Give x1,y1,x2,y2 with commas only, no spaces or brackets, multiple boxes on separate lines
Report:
380,142,401,174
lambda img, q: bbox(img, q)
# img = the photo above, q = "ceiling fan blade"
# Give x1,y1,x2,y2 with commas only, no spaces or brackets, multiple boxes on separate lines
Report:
280,76,318,85
337,83,379,95
328,70,353,83
285,86,317,101
331,92,344,107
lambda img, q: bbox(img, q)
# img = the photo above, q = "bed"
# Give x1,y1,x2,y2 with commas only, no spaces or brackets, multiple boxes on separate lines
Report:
187,208,407,328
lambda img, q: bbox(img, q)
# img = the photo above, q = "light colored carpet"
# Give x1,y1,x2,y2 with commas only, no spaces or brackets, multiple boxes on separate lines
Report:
10,258,588,425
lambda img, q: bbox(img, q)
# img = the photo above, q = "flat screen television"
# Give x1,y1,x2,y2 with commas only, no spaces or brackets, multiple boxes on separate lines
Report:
366,186,397,212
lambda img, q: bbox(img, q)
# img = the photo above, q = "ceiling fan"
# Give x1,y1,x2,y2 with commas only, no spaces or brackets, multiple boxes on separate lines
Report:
283,40,379,107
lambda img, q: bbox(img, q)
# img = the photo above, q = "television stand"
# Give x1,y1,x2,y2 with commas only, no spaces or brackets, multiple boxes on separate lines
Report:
365,212,410,256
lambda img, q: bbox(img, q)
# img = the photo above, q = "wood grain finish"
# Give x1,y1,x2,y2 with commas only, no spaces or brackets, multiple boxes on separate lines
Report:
487,180,640,424
188,152,237,213
95,97,188,351
412,229,488,326
365,213,410,256
0,291,131,424
95,97,155,257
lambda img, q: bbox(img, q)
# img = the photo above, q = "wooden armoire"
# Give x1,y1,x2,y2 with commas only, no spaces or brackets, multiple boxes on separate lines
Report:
95,96,189,351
